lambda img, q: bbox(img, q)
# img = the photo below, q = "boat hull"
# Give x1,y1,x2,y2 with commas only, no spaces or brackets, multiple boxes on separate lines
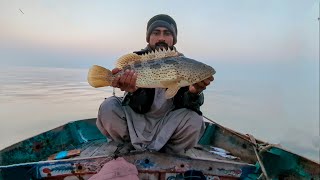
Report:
1,118,319,180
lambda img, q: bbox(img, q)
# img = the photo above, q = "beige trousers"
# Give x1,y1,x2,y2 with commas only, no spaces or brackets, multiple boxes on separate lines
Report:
96,96,205,153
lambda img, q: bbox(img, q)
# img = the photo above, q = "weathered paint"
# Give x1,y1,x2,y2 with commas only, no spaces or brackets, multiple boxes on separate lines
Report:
202,118,320,180
1,117,319,180
260,146,320,179
0,119,105,166
135,158,155,169
0,151,257,179
199,123,216,145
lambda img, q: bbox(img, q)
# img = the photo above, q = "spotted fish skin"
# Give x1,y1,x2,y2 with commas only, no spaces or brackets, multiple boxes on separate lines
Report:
112,50,215,99
88,49,216,99
118,55,215,88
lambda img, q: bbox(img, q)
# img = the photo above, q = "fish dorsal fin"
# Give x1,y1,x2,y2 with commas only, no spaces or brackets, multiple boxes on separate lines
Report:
116,53,142,69
140,49,179,62
116,49,179,69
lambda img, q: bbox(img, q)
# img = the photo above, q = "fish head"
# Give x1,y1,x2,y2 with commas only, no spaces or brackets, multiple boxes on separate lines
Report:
179,57,216,84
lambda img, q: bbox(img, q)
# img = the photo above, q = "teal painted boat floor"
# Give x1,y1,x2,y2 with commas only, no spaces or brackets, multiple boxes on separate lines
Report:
0,118,245,166
68,138,245,164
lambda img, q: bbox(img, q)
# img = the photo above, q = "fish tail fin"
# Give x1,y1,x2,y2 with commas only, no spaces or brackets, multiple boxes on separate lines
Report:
87,65,113,88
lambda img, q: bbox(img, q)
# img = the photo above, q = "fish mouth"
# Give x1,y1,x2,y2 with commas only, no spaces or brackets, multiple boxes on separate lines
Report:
210,66,216,75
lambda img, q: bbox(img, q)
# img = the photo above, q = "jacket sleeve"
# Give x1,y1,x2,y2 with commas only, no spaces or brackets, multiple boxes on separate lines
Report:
173,87,204,115
121,88,155,114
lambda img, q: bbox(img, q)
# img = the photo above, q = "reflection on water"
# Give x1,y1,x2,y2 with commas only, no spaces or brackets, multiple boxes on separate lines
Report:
0,66,319,162
0,66,123,152
0,67,110,102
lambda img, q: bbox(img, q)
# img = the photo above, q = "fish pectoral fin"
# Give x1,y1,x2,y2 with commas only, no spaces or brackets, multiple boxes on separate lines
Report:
161,80,180,99
165,87,180,99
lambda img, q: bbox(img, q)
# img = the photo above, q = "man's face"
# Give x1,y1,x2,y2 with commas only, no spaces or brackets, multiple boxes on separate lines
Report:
149,27,174,50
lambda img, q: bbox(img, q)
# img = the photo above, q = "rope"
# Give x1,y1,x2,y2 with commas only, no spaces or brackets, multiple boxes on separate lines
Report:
248,134,270,180
203,115,270,179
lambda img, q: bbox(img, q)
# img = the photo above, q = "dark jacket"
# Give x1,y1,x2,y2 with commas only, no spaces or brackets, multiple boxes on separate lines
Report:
121,46,204,115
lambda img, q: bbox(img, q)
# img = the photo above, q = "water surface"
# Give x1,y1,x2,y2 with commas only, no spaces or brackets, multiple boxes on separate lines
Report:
0,66,318,162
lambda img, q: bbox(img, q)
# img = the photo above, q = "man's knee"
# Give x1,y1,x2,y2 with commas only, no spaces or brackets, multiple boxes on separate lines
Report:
97,97,129,141
99,96,121,112
99,97,123,117
187,111,204,132
163,111,204,153
98,96,124,128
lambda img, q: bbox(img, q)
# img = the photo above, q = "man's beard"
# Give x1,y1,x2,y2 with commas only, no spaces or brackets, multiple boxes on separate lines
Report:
154,42,171,50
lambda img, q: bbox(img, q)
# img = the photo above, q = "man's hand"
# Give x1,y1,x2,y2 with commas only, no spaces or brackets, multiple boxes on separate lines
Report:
189,76,214,94
111,68,138,92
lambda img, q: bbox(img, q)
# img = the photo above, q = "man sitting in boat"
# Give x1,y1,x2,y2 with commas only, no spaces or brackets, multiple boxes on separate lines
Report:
96,14,214,154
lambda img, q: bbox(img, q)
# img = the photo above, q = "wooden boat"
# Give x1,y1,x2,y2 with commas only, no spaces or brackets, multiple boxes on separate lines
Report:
0,116,319,180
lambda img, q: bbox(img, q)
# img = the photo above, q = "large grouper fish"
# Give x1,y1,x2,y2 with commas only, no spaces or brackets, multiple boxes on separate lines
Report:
87,49,216,99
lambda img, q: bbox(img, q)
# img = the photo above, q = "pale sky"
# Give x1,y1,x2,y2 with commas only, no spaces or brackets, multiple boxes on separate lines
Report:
0,0,318,68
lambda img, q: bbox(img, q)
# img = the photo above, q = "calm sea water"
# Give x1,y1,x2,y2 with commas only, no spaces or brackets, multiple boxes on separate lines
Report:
0,66,319,162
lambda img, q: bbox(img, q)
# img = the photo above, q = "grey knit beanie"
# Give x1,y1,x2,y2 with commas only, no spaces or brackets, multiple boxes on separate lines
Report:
146,14,178,45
